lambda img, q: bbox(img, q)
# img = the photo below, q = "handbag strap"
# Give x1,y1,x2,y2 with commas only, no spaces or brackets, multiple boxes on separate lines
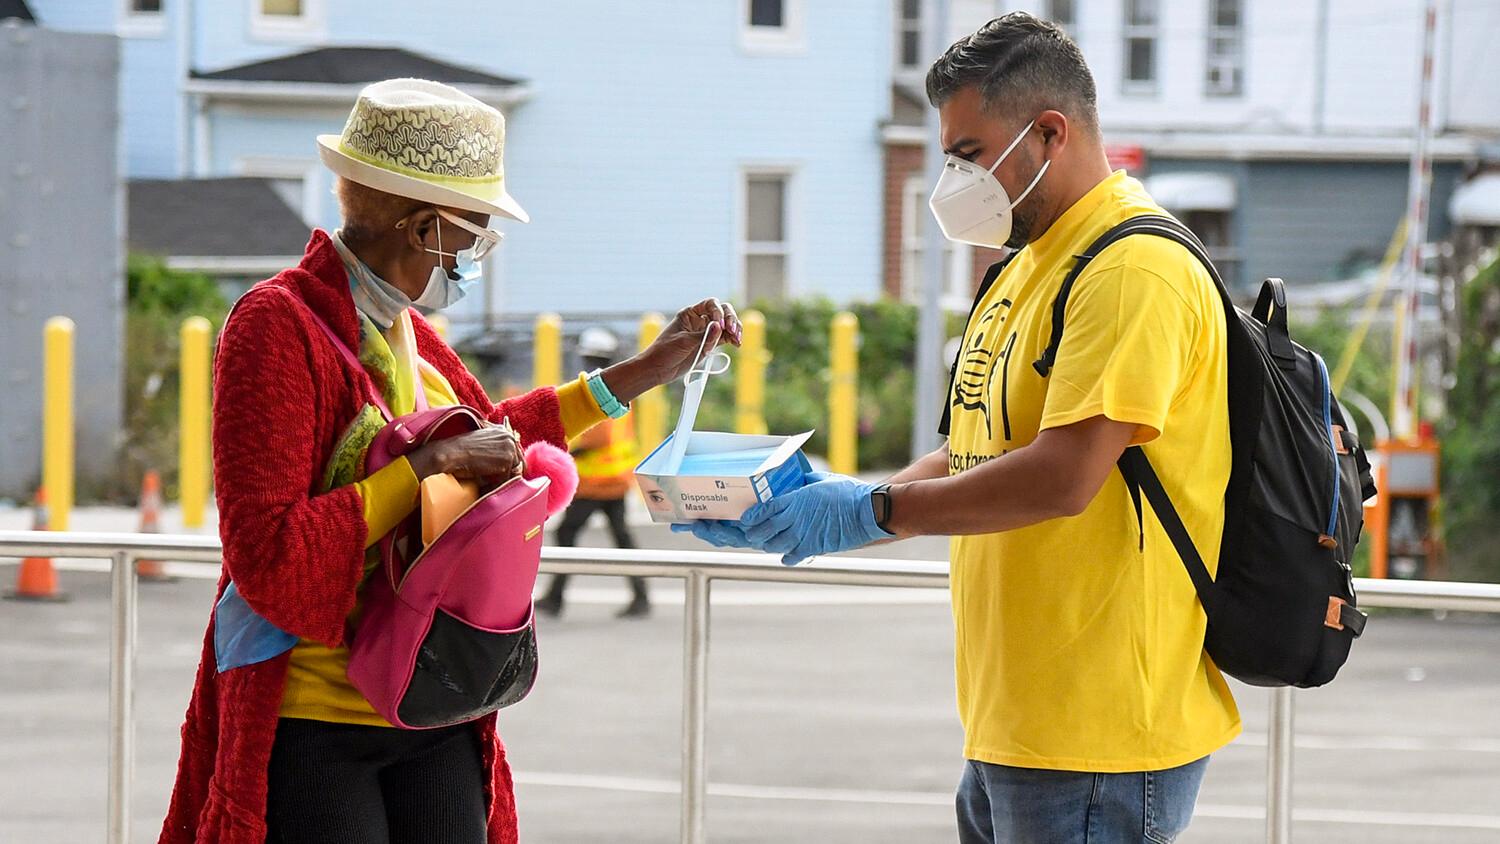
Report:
293,300,395,422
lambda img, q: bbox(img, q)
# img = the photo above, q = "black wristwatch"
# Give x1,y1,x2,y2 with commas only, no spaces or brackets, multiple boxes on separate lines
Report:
870,483,894,532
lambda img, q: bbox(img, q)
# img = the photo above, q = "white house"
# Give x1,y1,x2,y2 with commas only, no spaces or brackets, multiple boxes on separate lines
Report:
29,0,898,328
882,0,1500,297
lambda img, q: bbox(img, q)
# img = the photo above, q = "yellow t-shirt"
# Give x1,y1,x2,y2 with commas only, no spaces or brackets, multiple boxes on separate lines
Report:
281,313,606,726
945,171,1241,772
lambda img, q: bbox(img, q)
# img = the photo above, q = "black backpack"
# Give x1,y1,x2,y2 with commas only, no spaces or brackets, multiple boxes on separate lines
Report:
1020,214,1378,688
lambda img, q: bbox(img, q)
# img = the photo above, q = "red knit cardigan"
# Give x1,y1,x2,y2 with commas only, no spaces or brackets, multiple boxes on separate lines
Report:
158,230,565,844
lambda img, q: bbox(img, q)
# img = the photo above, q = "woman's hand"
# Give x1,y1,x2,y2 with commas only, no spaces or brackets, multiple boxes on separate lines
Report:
407,424,523,484
601,298,742,404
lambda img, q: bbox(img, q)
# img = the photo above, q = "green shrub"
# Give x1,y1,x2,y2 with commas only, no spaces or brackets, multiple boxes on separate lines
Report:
664,297,967,472
117,255,228,501
1442,254,1500,580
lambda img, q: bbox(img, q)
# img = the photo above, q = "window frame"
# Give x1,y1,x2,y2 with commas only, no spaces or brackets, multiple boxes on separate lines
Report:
739,0,806,55
1121,0,1160,97
1181,208,1241,285
235,155,321,226
118,0,167,38
895,0,923,72
901,175,972,312
1045,0,1078,42
1204,0,1245,98
249,0,323,42
737,166,797,304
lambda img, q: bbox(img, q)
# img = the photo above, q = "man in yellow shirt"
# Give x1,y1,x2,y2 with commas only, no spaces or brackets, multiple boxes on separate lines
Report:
680,13,1238,842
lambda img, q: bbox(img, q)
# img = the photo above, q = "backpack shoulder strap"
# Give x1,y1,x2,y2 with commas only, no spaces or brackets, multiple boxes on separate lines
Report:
1026,214,1227,610
1118,447,1218,610
1033,214,1222,378
226,288,395,421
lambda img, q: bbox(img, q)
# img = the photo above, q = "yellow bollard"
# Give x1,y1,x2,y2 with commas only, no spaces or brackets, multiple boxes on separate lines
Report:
635,312,667,451
179,317,212,530
43,317,74,532
533,313,562,389
735,310,768,435
828,312,859,475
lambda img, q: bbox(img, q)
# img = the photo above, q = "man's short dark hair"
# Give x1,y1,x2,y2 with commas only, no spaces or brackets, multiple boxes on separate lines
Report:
925,12,1099,135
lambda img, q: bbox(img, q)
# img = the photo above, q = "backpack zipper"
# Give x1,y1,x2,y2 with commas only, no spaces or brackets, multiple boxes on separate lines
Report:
1313,353,1342,545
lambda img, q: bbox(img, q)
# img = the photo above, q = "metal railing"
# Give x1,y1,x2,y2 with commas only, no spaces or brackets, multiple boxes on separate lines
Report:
3,530,1500,844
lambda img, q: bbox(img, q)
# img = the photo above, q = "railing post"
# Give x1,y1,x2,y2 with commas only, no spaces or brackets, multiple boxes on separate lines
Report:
734,310,768,436
636,313,667,454
179,316,212,532
43,316,75,532
1266,686,1295,844
681,571,710,844
108,550,137,844
533,312,562,389
828,312,859,475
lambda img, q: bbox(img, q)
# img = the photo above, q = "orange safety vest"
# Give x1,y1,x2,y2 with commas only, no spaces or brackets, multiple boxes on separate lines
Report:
571,414,639,500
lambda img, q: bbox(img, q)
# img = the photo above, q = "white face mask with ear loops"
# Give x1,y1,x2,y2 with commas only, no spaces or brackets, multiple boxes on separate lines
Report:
660,323,732,476
928,118,1050,249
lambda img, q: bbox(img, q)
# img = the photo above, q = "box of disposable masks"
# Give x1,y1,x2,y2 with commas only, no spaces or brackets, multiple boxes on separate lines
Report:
635,431,813,523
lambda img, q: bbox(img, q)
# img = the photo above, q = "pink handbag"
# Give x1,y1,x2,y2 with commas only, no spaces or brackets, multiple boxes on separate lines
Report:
306,307,548,729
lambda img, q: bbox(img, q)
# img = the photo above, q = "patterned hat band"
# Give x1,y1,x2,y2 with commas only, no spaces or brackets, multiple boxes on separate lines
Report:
338,98,506,186
319,78,529,222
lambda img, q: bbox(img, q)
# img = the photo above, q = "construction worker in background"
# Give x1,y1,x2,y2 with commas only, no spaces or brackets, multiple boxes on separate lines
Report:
537,327,651,619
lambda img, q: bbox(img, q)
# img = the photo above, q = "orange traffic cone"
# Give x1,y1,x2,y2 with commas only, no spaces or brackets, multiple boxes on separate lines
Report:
136,470,174,583
6,488,67,602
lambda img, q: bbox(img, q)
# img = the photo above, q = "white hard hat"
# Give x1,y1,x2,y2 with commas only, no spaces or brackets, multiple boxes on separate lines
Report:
578,327,620,360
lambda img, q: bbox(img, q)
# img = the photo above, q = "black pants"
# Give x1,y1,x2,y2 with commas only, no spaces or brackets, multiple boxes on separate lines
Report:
543,497,646,601
266,718,487,844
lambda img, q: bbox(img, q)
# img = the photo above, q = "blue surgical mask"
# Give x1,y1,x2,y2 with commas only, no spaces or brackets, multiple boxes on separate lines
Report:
418,213,489,310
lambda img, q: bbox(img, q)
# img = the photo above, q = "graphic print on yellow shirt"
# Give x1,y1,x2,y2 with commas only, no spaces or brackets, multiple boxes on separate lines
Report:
944,171,1241,772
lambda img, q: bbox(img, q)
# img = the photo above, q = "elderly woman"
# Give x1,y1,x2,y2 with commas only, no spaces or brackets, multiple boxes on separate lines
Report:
159,79,740,844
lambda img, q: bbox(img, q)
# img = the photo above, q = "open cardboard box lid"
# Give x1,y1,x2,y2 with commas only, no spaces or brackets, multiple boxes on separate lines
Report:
634,431,813,523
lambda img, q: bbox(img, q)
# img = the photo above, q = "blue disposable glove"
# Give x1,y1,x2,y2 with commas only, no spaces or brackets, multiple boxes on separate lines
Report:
671,518,755,548
739,472,894,566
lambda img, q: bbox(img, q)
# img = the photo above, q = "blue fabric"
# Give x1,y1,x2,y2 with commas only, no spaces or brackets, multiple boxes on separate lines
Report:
673,471,893,566
672,447,782,477
955,756,1210,844
213,581,299,673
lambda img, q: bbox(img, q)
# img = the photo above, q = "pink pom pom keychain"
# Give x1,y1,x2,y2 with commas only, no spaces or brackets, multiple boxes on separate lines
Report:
522,441,579,518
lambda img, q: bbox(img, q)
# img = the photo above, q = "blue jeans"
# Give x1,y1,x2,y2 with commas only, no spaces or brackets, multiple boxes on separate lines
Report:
956,756,1210,844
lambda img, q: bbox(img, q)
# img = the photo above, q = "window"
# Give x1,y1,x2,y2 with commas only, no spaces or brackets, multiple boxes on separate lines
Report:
1046,0,1077,41
237,156,320,226
1205,0,1244,97
1182,210,1240,285
902,177,972,310
251,0,320,40
740,0,804,53
1122,0,1159,95
120,0,166,37
742,172,792,302
897,0,922,71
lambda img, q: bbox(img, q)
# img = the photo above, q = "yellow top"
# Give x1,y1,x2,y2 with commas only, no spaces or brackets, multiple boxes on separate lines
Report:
944,171,1241,772
280,316,605,726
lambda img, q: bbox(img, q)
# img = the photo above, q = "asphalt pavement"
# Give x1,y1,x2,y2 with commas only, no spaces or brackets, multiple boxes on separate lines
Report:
2,503,1499,843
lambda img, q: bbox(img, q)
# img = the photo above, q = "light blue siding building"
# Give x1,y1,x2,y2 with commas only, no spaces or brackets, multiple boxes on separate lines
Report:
29,0,897,320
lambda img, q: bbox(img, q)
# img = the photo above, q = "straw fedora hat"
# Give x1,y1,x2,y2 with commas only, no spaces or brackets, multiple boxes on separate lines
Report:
317,78,529,223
